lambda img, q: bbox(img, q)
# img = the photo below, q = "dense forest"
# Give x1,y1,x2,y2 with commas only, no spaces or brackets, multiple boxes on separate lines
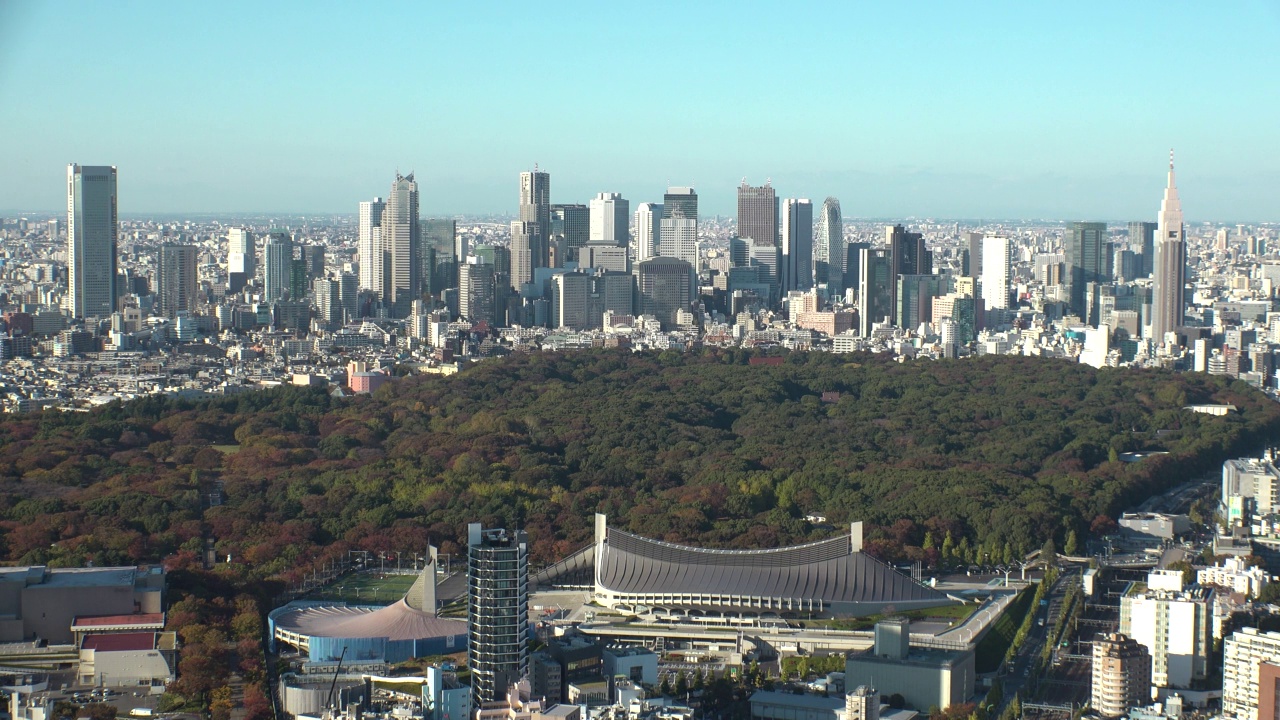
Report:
1,350,1278,586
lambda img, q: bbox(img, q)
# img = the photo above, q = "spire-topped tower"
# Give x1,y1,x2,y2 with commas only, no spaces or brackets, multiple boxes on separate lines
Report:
1151,150,1187,345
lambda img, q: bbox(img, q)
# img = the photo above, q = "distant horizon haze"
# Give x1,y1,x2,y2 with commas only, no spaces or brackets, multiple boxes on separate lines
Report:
1,2,1277,221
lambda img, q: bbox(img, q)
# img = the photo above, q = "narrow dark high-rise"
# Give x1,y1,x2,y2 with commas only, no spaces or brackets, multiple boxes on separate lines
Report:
155,242,197,318
886,225,929,324
1066,221,1109,323
737,181,778,247
1129,221,1156,277
467,523,528,705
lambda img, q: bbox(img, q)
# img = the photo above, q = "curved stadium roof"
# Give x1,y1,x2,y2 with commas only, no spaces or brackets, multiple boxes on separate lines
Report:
273,598,465,642
595,526,947,608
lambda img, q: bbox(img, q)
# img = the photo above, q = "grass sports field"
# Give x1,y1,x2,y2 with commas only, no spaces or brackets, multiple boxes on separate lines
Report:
306,572,418,605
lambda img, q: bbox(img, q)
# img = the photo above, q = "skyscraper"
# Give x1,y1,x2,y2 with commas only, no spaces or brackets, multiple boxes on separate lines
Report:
964,232,984,278
981,236,1011,311
384,173,420,317
155,243,198,318
659,187,698,272
589,192,629,246
633,202,663,263
1066,222,1109,323
263,230,293,302
637,257,693,330
226,227,255,293
67,164,118,318
511,170,551,287
781,198,813,294
737,181,778,247
1151,152,1186,344
467,524,528,706
887,225,930,320
858,247,892,337
358,197,385,294
1129,221,1156,277
550,203,589,264
817,197,843,297
459,259,496,326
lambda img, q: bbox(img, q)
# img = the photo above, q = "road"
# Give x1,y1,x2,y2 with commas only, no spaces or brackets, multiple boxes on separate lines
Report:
996,568,1076,715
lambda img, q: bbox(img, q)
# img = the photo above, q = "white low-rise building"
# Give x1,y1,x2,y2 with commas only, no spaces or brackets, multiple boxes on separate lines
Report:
1198,557,1270,598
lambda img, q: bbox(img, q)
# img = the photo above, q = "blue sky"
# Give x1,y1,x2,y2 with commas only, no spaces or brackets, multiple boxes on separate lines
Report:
1,1,1277,220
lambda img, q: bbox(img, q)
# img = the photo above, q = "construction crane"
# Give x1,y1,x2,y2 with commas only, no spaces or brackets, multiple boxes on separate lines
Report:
325,646,348,713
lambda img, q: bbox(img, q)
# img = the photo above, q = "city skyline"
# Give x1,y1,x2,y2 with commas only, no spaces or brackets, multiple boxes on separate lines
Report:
1,2,1278,220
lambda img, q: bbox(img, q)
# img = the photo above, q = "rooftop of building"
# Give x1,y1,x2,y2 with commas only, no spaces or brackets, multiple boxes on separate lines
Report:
595,524,947,607
272,598,466,642
71,612,165,629
0,565,144,589
849,644,972,668
747,691,846,711
81,631,157,652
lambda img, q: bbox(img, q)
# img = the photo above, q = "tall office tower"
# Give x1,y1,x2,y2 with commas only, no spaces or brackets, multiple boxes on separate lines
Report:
964,232,984,278
737,181,778,247
358,197,385,293
419,244,437,298
980,236,1011,311
1224,627,1280,720
1129,221,1156,277
1151,153,1186,344
633,203,663,263
896,274,944,330
313,277,343,326
663,186,698,222
781,199,813,295
637,257,693,330
384,173,420,317
596,272,634,320
1119,570,1211,691
657,188,698,272
886,224,930,315
858,247,892,336
589,192,629,246
510,221,537,290
67,164,119,319
817,197,843,296
263,230,293,302
749,243,782,303
467,524,529,706
301,245,325,280
729,236,750,267
226,228,255,292
338,272,359,323
550,203,589,264
1066,222,1109,322
519,169,551,269
459,259,496,325
155,243,198,318
424,218,458,260
290,257,310,300
1092,633,1152,718
844,242,871,300
552,272,594,330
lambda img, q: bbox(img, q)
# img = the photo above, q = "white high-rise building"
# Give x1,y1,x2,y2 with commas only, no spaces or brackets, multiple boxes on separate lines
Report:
358,197,385,295
1151,151,1186,344
1223,627,1280,720
633,202,663,263
589,192,629,246
818,197,844,296
384,175,420,317
981,236,1011,311
658,187,698,289
226,228,255,292
67,164,118,319
1119,571,1212,691
263,231,293,302
781,198,813,294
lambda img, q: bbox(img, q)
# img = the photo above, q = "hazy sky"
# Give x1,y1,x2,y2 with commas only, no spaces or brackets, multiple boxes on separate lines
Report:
1,1,1278,221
